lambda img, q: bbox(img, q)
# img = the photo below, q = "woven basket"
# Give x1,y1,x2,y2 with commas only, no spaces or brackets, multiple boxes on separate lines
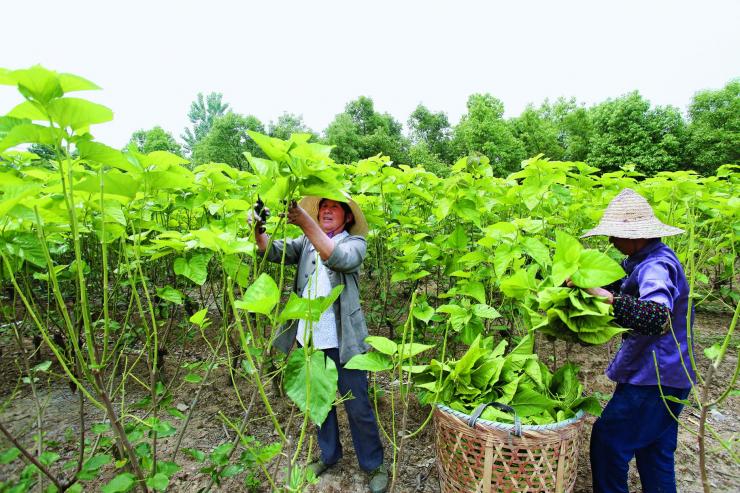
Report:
433,403,586,493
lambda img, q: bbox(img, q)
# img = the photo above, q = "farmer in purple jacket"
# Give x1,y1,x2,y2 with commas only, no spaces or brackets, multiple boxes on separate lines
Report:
579,188,695,493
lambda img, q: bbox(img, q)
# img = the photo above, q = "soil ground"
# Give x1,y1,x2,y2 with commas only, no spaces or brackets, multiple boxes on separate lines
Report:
1,312,737,492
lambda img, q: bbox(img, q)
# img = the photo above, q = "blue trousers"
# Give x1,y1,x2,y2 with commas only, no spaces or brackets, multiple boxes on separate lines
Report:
590,383,690,493
317,348,384,472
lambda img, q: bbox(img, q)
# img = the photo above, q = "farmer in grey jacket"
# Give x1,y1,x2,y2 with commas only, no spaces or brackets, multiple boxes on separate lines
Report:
255,195,387,493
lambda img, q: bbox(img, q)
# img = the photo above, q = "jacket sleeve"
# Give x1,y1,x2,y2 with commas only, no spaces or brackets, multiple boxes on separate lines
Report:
613,294,671,336
324,235,367,273
265,236,305,265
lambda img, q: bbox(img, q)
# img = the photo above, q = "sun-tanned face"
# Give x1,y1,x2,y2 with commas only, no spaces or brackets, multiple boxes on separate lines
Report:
609,237,649,256
318,199,352,234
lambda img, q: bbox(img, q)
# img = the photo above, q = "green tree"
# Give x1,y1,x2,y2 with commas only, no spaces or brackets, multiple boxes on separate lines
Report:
686,79,740,175
192,113,265,169
538,97,592,162
408,104,453,164
324,96,409,164
587,92,686,175
128,126,183,155
268,113,317,141
182,92,230,154
452,93,526,176
511,104,565,161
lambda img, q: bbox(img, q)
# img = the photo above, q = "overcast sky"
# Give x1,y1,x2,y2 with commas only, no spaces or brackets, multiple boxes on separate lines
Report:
2,0,739,148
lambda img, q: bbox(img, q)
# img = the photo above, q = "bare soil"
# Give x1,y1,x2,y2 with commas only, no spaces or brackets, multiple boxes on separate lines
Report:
1,312,737,492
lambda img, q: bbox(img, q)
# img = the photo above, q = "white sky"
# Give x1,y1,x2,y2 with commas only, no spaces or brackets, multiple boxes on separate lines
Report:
2,0,739,148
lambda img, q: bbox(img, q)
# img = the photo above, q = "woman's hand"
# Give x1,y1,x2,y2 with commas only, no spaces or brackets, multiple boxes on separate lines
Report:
565,279,615,304
285,200,313,230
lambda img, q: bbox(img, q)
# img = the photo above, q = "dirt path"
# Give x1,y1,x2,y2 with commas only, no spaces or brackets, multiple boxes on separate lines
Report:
1,312,737,492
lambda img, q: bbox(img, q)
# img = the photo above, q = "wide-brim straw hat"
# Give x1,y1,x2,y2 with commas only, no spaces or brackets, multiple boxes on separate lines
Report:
299,193,369,237
581,188,684,239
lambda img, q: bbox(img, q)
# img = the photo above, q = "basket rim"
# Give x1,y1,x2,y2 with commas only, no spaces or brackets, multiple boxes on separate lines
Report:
436,403,586,432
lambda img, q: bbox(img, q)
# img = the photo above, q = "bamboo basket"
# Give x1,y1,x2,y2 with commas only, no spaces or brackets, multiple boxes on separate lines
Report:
433,403,586,493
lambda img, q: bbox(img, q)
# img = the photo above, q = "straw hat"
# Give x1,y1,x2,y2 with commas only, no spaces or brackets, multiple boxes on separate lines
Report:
299,193,369,237
581,188,684,239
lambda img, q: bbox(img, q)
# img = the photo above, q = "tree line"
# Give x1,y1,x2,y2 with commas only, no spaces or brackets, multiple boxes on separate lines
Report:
127,79,739,177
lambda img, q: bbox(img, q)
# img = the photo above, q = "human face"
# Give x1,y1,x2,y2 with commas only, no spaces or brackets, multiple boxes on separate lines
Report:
609,237,647,256
318,199,350,234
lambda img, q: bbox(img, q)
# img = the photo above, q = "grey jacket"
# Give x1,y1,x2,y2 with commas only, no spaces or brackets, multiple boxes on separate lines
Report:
266,234,370,364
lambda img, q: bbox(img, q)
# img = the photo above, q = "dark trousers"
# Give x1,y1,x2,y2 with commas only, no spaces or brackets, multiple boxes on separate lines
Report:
590,383,691,493
317,348,384,472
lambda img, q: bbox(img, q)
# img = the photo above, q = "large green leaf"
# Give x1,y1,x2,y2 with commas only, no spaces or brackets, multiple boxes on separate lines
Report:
3,66,63,103
173,253,212,285
578,326,628,345
398,342,435,360
511,386,558,417
551,231,582,287
156,286,184,305
75,170,140,198
365,336,397,355
278,285,343,323
344,352,393,372
101,473,135,493
234,273,280,315
77,140,140,173
10,98,113,130
284,348,338,426
571,249,625,288
2,232,46,267
522,237,550,267
0,123,60,151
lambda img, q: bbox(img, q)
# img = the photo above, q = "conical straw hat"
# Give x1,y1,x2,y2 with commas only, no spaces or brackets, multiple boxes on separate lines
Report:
299,193,369,237
581,188,684,239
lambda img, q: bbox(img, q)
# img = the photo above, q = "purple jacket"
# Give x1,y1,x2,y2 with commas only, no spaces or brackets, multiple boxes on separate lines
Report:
606,240,696,389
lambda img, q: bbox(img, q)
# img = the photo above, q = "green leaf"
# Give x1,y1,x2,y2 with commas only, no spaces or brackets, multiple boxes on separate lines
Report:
32,360,52,372
77,141,140,173
156,286,183,305
101,473,135,493
703,343,721,361
234,273,280,315
398,342,435,360
184,374,202,384
365,336,397,355
189,308,208,327
577,326,627,345
511,387,558,417
457,280,486,304
344,352,393,372
146,473,169,491
571,249,625,288
283,348,338,426
551,231,582,287
412,302,435,323
48,98,113,130
278,285,343,323
182,448,206,462
522,237,550,267
446,225,468,250
173,253,212,285
500,270,533,300
58,72,101,92
4,66,63,103
2,232,46,267
572,395,603,416
91,423,110,434
0,123,60,152
77,454,111,480
0,447,20,464
472,304,501,319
